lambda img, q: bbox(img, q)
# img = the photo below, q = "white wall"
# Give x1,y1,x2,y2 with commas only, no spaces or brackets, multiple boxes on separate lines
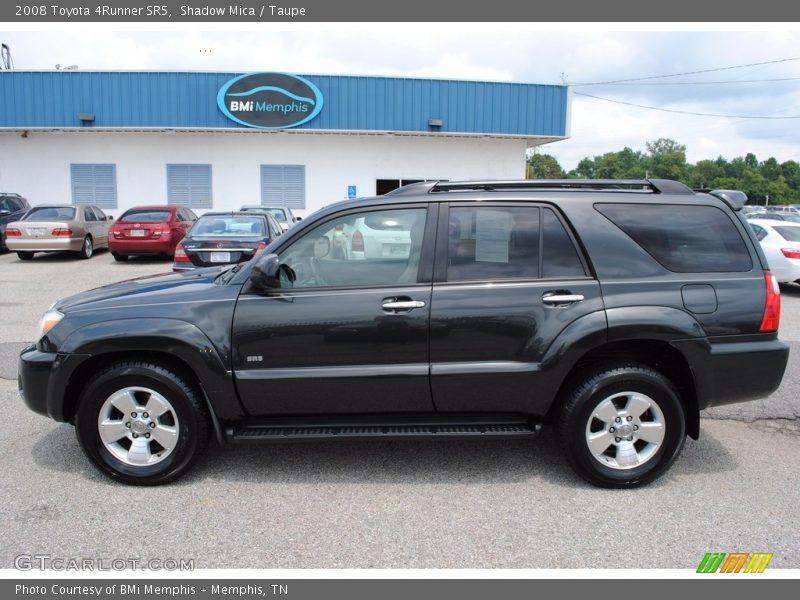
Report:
0,131,530,217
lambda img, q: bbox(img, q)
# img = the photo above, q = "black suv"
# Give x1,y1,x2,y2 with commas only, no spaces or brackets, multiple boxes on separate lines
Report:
0,193,30,251
18,180,789,487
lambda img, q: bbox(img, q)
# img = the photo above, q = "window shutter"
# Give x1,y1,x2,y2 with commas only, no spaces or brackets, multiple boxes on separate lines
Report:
70,164,117,208
167,164,212,208
261,165,305,209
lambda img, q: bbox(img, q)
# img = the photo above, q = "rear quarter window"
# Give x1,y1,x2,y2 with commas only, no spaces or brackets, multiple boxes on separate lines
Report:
595,203,752,273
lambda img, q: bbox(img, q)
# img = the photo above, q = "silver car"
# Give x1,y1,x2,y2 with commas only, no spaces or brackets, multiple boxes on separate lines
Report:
5,204,111,260
239,205,299,232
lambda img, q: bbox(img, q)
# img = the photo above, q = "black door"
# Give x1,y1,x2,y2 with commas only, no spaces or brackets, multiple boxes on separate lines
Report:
232,205,437,416
429,203,604,416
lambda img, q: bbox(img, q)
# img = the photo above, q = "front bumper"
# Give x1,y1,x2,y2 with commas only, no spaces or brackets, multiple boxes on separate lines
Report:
18,345,58,419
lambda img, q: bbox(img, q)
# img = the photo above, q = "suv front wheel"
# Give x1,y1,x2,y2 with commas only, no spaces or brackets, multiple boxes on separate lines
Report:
557,363,686,488
75,361,210,485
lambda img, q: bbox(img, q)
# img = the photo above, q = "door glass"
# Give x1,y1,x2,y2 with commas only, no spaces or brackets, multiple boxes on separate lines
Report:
542,208,586,278
278,208,427,288
447,206,540,281
84,207,98,222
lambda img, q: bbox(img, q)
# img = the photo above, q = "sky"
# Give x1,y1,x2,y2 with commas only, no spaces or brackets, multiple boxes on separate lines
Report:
2,26,800,171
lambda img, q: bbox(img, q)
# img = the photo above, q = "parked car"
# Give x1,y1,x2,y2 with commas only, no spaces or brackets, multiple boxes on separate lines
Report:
765,205,800,215
748,219,800,283
748,212,800,224
109,205,197,261
19,179,788,487
5,203,110,260
239,205,299,232
172,211,282,271
0,193,31,251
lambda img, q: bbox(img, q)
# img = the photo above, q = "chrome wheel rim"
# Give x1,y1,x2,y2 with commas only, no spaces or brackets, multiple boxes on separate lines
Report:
97,386,179,466
84,237,93,257
585,391,666,470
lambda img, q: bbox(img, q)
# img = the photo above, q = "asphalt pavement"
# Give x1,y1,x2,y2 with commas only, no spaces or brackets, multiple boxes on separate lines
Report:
0,250,798,569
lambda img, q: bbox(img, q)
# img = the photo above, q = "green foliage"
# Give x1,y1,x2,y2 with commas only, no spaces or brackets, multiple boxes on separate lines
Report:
526,153,566,179
533,138,800,205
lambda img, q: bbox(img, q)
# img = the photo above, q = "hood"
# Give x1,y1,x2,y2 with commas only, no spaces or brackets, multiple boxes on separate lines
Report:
56,266,227,312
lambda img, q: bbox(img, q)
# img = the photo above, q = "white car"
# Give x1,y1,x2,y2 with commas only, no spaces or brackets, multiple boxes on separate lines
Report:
749,219,800,283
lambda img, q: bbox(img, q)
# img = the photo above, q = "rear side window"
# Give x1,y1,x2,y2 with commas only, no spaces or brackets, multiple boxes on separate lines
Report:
446,206,586,281
774,226,800,242
596,204,753,273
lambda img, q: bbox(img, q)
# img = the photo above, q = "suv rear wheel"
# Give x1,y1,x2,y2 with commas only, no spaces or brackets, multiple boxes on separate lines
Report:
557,363,686,488
75,361,210,485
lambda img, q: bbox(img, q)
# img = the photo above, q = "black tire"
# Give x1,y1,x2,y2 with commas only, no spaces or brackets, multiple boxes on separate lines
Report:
556,362,686,488
112,252,128,262
75,361,211,485
77,235,93,259
17,251,34,260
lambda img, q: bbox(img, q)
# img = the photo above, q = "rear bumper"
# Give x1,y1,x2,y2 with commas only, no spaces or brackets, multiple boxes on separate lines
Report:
109,236,174,255
675,337,790,409
7,237,84,252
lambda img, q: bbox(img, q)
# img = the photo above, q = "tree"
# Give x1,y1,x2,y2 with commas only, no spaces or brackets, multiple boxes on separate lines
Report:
644,138,687,180
527,153,565,179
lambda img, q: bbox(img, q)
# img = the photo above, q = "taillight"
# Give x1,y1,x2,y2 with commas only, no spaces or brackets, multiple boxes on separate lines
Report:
351,230,364,252
759,271,781,333
5,228,21,237
781,248,800,259
51,228,73,237
173,242,191,263
255,241,267,254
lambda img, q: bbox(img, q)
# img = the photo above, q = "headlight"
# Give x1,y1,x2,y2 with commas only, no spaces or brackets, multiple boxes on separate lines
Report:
37,308,64,341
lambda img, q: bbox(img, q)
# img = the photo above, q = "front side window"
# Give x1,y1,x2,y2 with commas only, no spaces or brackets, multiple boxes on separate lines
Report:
279,208,427,288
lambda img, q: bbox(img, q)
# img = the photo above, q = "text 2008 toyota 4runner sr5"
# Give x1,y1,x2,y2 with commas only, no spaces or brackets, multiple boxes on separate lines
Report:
19,179,789,487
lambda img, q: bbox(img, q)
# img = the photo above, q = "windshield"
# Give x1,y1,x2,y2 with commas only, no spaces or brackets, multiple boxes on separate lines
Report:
23,206,76,221
120,210,171,223
191,215,265,237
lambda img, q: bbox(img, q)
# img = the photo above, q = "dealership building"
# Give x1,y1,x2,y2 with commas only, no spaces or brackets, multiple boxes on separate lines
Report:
0,71,570,216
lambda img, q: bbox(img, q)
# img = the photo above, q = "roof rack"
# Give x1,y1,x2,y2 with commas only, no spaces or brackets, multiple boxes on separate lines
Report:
427,179,695,195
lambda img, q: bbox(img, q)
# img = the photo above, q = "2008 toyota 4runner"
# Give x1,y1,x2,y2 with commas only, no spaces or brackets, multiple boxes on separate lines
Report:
19,179,789,487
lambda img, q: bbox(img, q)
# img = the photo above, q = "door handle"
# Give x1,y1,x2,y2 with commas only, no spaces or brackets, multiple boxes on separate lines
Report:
382,299,426,312
542,293,585,306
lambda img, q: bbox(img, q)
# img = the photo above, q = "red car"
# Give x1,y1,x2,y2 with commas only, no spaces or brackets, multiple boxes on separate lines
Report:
109,206,197,261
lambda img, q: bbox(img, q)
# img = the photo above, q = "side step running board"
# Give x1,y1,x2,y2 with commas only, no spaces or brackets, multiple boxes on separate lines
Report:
227,419,540,443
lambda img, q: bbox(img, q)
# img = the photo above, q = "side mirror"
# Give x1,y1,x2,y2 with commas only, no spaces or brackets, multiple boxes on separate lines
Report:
108,216,114,221
295,216,302,221
249,253,296,290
